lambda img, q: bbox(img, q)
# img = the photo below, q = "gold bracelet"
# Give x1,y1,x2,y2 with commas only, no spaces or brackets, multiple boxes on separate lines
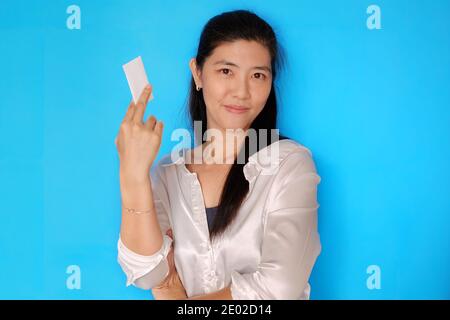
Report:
123,206,152,214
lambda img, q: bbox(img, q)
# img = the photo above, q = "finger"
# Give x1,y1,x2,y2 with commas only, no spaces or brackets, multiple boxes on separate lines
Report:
132,84,152,124
145,115,157,130
123,100,135,122
165,228,173,239
154,121,164,137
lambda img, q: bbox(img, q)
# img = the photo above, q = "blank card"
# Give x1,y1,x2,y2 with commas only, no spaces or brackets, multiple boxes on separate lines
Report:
122,56,154,104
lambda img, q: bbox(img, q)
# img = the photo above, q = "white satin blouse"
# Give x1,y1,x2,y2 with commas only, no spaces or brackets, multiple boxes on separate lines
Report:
117,139,322,299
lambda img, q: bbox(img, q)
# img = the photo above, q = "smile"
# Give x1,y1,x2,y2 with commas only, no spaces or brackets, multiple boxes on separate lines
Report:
224,105,250,114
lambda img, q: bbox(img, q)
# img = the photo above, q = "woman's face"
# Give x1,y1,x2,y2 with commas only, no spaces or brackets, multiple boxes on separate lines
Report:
190,40,273,133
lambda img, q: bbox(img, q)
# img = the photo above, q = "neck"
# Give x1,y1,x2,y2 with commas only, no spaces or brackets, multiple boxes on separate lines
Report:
198,128,248,165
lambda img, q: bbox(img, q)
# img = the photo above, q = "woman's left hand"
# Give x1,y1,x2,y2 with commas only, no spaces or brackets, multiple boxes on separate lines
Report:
151,229,188,300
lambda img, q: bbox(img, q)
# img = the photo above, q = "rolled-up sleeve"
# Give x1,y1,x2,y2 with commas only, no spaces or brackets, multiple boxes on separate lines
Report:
117,162,173,290
230,150,322,300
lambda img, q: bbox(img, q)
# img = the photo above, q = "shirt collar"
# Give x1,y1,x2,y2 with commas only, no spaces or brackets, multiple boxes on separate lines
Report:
160,139,307,182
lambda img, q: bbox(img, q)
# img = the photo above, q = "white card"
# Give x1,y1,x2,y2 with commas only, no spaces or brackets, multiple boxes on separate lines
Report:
122,56,154,104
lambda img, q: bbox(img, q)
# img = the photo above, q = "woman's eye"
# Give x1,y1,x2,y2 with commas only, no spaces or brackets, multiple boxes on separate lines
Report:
254,73,266,80
220,68,231,75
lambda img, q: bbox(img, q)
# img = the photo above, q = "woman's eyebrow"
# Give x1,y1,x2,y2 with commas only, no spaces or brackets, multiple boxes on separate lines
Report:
213,59,272,73
254,66,272,73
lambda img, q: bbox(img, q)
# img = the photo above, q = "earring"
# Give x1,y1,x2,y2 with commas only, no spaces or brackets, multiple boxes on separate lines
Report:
196,85,201,91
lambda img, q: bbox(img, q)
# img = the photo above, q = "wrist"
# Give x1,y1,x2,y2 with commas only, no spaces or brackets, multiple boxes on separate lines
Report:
119,176,153,208
120,168,151,186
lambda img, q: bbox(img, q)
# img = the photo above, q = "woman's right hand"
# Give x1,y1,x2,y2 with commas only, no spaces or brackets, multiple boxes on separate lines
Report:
115,84,164,183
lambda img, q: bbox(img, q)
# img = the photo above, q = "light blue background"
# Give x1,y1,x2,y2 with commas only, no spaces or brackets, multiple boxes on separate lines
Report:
0,0,449,299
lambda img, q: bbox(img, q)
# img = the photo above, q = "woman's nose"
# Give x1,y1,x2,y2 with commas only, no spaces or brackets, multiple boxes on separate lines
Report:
232,78,251,100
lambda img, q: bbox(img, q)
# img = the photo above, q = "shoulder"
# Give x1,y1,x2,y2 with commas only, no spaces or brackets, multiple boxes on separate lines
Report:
150,152,176,182
277,139,318,174
264,140,321,212
249,138,317,175
277,139,314,162
151,148,185,173
156,152,177,166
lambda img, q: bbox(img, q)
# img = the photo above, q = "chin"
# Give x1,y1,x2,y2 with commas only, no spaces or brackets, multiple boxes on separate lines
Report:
220,119,250,131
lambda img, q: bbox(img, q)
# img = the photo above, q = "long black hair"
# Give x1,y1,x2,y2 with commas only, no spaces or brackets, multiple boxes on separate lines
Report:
187,9,289,243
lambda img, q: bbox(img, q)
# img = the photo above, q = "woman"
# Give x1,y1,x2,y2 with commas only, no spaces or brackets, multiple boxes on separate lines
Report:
115,9,322,300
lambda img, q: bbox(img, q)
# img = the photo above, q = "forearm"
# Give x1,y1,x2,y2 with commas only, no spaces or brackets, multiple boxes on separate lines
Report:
186,285,233,300
119,171,163,256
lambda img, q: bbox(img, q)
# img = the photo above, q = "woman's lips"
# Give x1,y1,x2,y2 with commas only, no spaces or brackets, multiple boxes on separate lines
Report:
224,105,250,114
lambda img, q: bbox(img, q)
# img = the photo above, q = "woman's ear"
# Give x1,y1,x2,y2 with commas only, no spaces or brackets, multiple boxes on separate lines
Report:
189,58,202,89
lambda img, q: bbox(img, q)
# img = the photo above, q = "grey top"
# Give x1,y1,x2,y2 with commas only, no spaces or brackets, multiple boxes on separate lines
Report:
205,206,219,232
